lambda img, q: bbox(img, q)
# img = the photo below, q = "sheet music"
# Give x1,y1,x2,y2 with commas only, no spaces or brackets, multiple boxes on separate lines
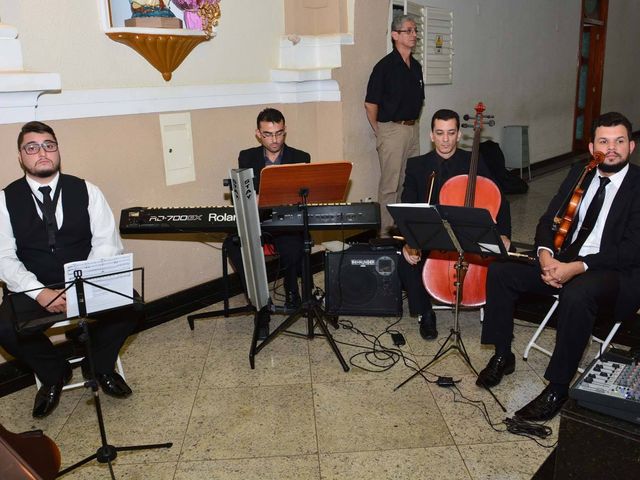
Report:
477,242,502,254
64,253,134,317
388,203,433,208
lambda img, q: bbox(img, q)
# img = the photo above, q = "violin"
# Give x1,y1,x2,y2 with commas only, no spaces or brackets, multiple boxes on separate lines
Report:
422,102,501,307
0,424,60,479
552,151,605,252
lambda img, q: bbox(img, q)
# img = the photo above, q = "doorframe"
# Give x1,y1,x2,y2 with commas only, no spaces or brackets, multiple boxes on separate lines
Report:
572,0,609,152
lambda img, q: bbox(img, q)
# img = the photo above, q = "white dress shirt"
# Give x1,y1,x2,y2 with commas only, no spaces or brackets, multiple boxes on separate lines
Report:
537,164,629,268
0,173,123,297
573,164,628,257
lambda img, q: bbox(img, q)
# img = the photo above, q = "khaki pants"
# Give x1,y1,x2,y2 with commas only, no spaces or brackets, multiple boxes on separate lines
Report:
376,121,420,236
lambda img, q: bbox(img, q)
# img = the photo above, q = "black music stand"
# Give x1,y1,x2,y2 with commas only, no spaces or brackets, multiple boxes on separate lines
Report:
249,162,353,371
389,204,508,411
10,267,172,480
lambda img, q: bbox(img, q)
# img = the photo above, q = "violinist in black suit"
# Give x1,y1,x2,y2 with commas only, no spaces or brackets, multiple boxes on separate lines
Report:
477,112,640,421
224,108,310,339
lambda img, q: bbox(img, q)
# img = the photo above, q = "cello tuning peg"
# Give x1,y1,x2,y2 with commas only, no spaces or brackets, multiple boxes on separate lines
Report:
483,114,495,119
461,123,472,128
487,120,496,127
462,114,471,121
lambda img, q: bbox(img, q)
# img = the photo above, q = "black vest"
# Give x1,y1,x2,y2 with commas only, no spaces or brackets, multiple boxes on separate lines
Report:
4,174,92,287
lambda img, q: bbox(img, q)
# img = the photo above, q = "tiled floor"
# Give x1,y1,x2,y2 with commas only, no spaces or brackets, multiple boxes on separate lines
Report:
0,164,622,479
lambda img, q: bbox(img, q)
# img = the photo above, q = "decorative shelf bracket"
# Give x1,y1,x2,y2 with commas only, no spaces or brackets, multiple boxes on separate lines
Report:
106,31,208,81
98,1,221,81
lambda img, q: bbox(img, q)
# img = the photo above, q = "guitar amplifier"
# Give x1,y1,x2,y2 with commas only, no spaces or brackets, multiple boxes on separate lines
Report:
324,245,402,316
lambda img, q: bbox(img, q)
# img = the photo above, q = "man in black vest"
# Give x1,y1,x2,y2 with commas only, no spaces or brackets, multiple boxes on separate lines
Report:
224,108,310,339
0,121,136,418
477,112,640,421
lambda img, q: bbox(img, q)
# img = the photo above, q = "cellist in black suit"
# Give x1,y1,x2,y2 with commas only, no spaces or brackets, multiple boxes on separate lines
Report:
477,112,640,421
224,108,310,339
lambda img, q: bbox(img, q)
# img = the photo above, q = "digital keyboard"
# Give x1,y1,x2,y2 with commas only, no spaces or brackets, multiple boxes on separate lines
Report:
119,202,380,234
569,348,640,425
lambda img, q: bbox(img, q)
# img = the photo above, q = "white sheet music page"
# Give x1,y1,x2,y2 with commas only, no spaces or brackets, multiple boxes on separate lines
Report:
387,203,433,208
64,253,134,318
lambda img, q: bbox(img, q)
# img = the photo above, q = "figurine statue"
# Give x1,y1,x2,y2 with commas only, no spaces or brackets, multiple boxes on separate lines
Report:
129,1,176,18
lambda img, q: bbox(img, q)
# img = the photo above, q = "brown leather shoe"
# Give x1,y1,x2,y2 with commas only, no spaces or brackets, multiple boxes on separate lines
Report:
476,352,515,388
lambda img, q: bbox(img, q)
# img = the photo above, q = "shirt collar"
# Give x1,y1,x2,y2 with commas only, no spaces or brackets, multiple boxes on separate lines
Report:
25,172,60,197
597,163,628,190
263,146,285,164
392,47,414,66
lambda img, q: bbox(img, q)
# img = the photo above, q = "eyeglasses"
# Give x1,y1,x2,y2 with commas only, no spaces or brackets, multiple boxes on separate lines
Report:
395,28,418,35
21,141,58,155
260,130,285,139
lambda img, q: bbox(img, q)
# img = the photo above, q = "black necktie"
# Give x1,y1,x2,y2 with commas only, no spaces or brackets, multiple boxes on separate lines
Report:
559,176,610,261
38,185,58,250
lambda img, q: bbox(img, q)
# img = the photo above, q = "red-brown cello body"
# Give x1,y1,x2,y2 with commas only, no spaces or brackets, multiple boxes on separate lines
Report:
0,424,61,479
422,102,502,307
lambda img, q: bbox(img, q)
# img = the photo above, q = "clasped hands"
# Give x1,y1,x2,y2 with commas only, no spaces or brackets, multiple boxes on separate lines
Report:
36,288,67,313
538,250,584,289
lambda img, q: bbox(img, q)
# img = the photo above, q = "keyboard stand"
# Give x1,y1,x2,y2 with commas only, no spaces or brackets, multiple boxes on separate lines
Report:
187,240,253,330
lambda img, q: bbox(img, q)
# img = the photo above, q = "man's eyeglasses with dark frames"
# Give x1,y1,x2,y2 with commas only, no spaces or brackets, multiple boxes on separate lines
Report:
260,130,285,139
21,141,59,155
395,28,418,35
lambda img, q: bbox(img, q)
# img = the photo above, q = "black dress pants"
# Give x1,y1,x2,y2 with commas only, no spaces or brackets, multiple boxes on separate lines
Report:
398,252,433,316
0,296,139,386
481,260,619,384
223,232,304,296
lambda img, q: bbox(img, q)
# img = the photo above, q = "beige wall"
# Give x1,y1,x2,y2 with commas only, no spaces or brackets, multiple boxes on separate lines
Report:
284,0,349,35
601,0,640,122
333,0,387,203
0,102,343,301
0,0,284,87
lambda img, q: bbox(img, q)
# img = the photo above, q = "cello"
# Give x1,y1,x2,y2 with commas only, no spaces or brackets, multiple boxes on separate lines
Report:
0,424,60,479
422,102,501,307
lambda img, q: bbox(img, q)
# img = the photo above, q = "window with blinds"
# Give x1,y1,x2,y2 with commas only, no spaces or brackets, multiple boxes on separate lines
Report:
392,2,453,85
424,6,453,84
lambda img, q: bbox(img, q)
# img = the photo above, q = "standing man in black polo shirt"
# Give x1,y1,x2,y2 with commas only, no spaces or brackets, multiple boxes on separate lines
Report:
365,14,425,236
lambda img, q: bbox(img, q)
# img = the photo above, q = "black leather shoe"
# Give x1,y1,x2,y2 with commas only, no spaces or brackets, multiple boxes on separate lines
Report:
32,364,73,418
476,352,516,388
515,384,568,421
419,311,438,340
257,309,271,341
95,372,133,398
81,364,132,398
284,291,302,313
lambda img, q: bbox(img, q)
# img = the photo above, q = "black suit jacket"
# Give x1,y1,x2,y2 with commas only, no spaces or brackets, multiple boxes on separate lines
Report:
238,144,311,192
535,163,640,321
401,148,511,237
